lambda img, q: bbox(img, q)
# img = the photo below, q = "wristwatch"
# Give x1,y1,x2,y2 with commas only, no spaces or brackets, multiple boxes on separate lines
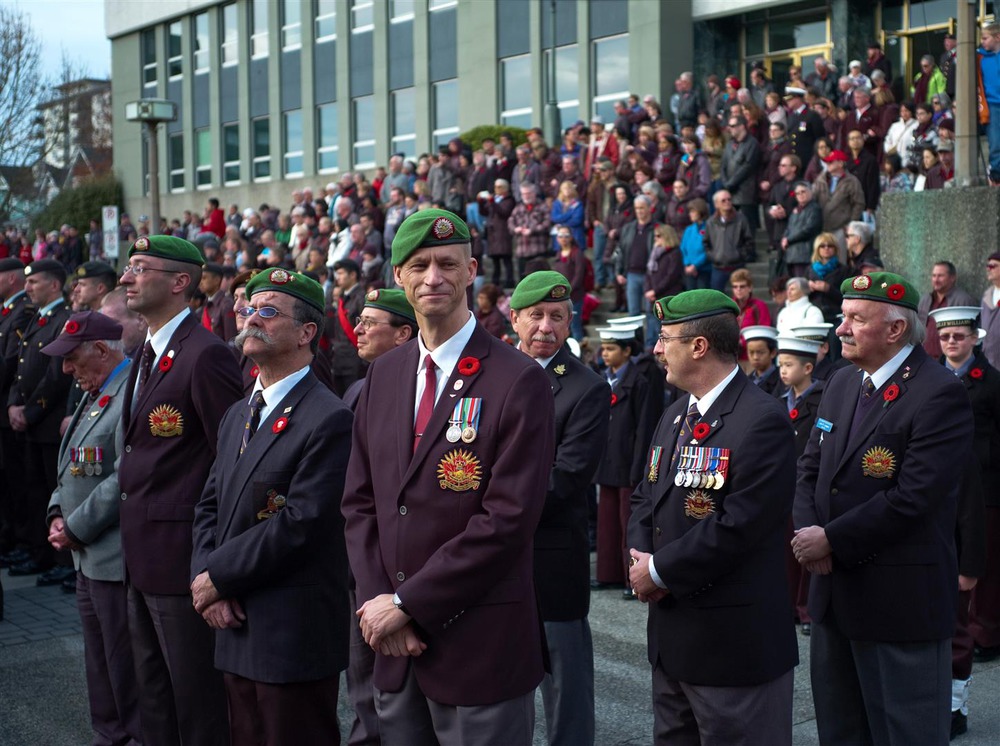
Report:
392,593,410,616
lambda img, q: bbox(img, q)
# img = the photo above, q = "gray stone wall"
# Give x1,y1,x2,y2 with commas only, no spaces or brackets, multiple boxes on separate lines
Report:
878,188,1000,298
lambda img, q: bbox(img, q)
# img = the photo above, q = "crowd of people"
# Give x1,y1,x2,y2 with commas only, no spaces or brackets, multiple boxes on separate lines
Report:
3,27,1000,746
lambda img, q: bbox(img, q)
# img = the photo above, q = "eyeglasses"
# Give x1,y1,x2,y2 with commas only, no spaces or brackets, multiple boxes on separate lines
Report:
557,233,572,239
657,334,695,345
819,243,837,248
237,306,297,321
122,264,183,276
988,263,1000,269
354,316,391,331
718,197,732,202
938,332,971,342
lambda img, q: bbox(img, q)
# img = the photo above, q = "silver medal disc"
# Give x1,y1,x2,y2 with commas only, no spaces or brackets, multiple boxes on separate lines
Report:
446,425,461,443
713,472,725,490
674,470,685,487
84,464,95,476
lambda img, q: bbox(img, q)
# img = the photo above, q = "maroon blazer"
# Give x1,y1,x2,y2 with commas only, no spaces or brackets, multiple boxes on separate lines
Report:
342,322,555,707
118,313,243,595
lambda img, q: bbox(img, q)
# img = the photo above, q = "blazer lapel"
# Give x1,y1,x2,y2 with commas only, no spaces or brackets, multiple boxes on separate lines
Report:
394,343,420,482
72,365,131,448
133,315,195,418
545,346,571,398
218,375,318,540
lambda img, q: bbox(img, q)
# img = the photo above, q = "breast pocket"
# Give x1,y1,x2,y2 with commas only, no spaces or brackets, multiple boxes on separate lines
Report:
860,433,905,481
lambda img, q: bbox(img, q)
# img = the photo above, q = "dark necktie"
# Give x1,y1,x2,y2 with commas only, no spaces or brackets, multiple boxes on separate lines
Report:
240,391,266,456
137,341,154,395
413,354,437,453
671,402,700,469
850,376,878,437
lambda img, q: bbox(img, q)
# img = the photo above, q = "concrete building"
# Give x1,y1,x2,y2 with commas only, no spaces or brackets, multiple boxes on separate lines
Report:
106,0,995,221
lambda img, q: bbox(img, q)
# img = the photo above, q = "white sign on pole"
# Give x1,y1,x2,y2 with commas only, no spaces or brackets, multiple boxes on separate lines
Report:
102,205,119,260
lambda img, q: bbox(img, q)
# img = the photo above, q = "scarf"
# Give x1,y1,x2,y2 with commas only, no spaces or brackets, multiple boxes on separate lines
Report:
812,256,840,278
914,72,930,106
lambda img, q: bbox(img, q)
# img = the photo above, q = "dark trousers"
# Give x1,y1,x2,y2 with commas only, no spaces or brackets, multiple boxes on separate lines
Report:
596,485,632,586
346,588,380,745
0,427,25,551
224,671,341,746
970,506,1000,648
78,573,142,746
953,589,973,681
489,255,514,288
127,585,229,746
24,440,59,566
783,518,811,623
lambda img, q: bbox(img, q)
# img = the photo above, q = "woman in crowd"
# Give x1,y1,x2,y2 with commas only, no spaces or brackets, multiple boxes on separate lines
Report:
680,197,712,290
883,100,917,169
653,132,681,187
701,119,726,199
678,134,712,199
930,92,954,125
881,153,914,194
475,283,507,339
604,184,634,312
730,268,772,362
550,180,586,253
479,178,516,288
776,277,825,335
806,232,848,323
845,129,881,214
908,102,938,166
643,224,684,347
742,100,768,146
804,137,833,182
552,227,587,341
845,220,879,275
764,91,787,128
782,181,823,278
665,178,694,236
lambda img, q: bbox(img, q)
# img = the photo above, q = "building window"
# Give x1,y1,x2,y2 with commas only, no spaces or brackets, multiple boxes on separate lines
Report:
282,0,302,50
351,0,374,33
545,44,579,128
390,0,414,21
169,132,185,192
391,87,416,159
315,0,336,42
195,128,212,188
432,79,459,149
500,55,532,130
353,96,375,168
253,117,271,180
317,104,339,173
167,21,183,79
142,28,157,90
429,0,457,9
284,110,304,176
193,13,209,74
592,34,629,122
252,0,270,59
221,3,238,66
223,123,240,184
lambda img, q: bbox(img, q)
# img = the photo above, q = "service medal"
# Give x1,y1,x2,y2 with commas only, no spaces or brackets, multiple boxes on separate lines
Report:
647,446,663,483
713,472,725,490
703,473,715,489
84,464,94,476
446,425,462,443
683,471,695,488
674,470,685,487
94,464,102,476
461,426,477,444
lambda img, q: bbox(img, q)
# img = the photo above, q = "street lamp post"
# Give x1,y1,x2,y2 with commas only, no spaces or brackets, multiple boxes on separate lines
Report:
124,98,178,235
543,0,561,146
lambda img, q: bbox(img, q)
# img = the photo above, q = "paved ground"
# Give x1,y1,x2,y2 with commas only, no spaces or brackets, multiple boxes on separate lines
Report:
3,563,1000,745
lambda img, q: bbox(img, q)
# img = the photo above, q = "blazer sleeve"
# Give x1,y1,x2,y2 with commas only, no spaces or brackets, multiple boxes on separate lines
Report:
191,342,244,459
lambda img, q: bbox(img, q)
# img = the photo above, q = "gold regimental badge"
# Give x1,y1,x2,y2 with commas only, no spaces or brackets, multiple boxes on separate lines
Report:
149,404,184,437
684,489,715,519
437,449,482,492
861,446,896,478
257,489,287,520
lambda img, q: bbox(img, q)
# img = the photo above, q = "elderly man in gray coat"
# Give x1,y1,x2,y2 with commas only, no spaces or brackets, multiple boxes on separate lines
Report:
42,310,141,746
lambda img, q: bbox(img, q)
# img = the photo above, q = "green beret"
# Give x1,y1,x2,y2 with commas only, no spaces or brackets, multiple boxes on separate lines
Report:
653,289,739,324
364,288,416,322
391,208,470,266
839,271,918,311
128,235,204,266
509,270,572,310
246,267,325,312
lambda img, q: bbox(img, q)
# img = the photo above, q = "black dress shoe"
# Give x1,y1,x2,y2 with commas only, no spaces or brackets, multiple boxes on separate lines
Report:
61,576,77,594
950,711,967,739
9,560,52,576
590,579,617,590
36,566,75,586
0,549,29,568
800,622,811,636
622,589,636,600
973,644,1000,662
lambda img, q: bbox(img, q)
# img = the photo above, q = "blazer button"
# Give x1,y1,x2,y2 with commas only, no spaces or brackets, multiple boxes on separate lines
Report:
399,505,407,515
18,358,23,364
120,493,127,501
831,488,838,496
655,527,662,536
396,572,405,581
125,445,132,453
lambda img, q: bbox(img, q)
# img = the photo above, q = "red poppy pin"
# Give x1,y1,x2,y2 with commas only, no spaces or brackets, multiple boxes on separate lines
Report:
610,393,618,406
789,408,799,420
882,383,900,407
64,320,80,335
37,316,47,327
970,367,984,380
2,307,10,317
158,350,175,373
272,416,288,434
692,422,711,440
886,284,906,301
458,357,480,375
98,395,110,408
250,365,259,378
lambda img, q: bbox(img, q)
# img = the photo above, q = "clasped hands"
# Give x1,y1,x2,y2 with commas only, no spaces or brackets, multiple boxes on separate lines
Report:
191,571,245,629
357,594,427,658
791,526,833,575
627,549,669,604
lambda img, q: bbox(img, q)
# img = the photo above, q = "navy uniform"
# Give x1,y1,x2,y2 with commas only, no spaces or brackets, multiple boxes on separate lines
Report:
741,325,782,395
8,260,73,573
784,88,826,166
327,259,367,397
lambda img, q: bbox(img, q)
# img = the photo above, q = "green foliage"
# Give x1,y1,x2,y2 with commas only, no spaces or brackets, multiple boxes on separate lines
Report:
459,125,528,151
32,174,122,234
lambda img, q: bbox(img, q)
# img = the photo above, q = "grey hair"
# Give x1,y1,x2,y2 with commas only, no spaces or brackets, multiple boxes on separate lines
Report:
633,195,651,208
680,71,693,82
78,339,125,353
854,86,872,99
641,181,666,201
786,277,809,294
921,54,936,66
884,305,925,346
519,182,538,195
847,220,872,245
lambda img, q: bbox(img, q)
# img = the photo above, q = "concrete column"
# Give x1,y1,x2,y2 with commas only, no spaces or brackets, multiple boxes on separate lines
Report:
955,0,979,185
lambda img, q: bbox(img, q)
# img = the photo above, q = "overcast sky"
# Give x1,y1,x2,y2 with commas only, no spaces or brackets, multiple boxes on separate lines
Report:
12,0,111,80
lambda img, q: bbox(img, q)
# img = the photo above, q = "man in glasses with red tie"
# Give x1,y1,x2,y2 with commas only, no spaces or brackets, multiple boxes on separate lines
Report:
343,209,554,745
117,235,242,746
192,267,353,745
